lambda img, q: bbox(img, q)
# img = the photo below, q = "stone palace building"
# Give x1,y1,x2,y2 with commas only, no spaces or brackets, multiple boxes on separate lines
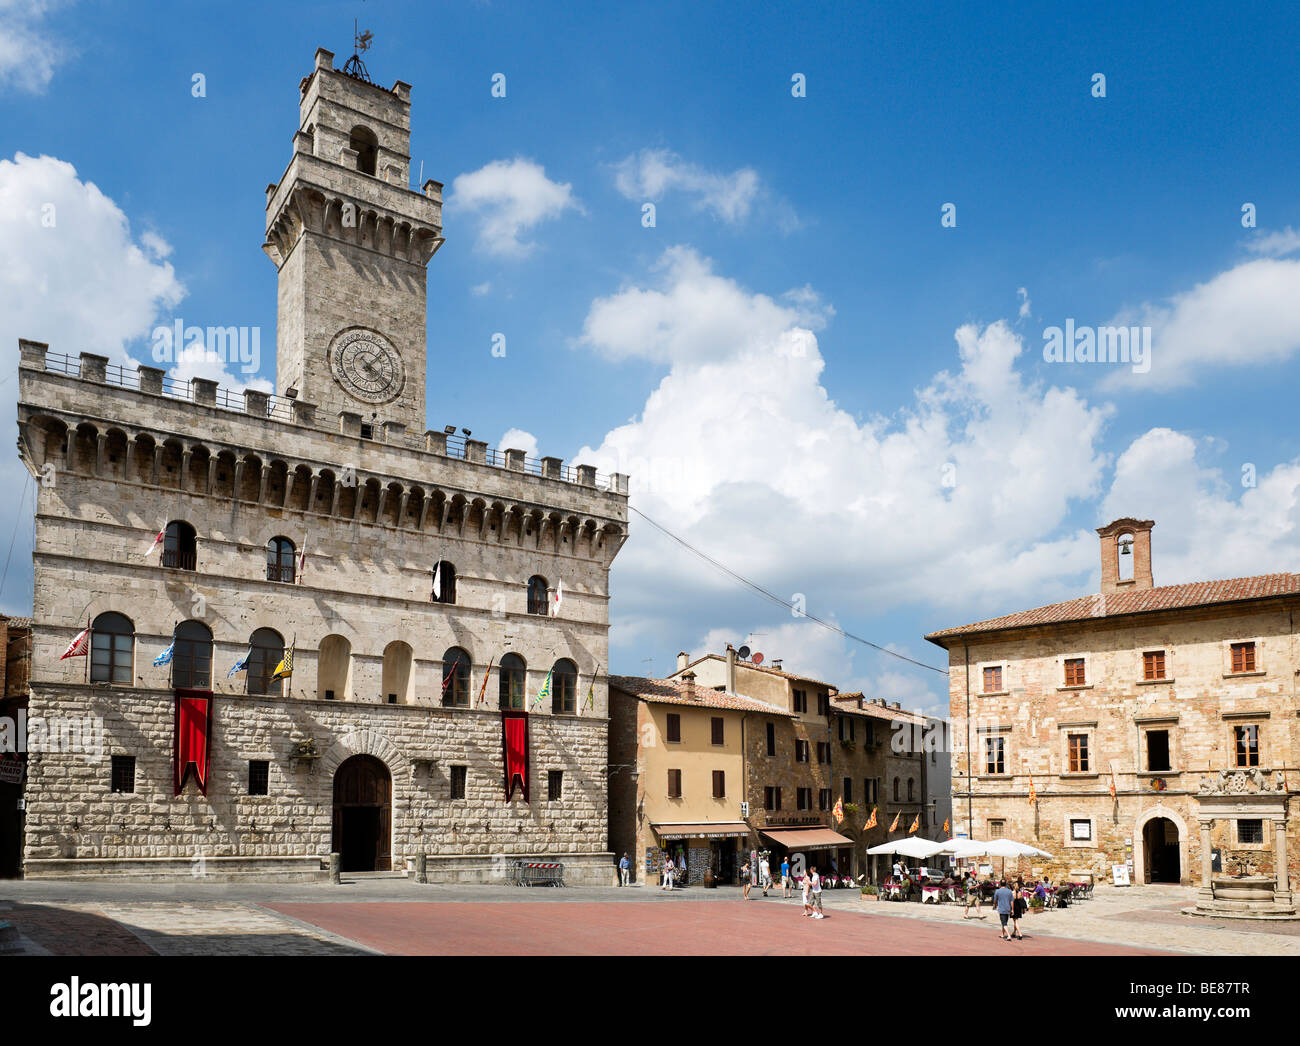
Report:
9,47,629,883
928,519,1296,908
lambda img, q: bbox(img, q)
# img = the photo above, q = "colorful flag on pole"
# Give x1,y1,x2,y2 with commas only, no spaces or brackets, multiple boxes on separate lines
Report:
943,817,950,834
888,811,900,832
908,813,920,834
441,653,463,697
550,578,563,617
1108,765,1117,799
431,559,441,602
153,640,175,667
60,623,90,660
226,646,252,678
833,796,844,825
143,527,165,559
271,639,294,681
863,806,877,830
476,655,496,707
296,536,308,584
1028,773,1037,806
583,666,597,711
532,667,553,709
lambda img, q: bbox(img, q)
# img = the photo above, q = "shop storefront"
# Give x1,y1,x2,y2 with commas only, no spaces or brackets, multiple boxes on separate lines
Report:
759,825,855,880
650,822,752,886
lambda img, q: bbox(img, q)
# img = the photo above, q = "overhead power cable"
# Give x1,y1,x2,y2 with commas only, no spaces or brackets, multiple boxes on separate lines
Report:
626,504,947,675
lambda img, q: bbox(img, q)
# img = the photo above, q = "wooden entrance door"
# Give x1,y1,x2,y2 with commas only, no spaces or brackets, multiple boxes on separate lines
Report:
332,755,392,871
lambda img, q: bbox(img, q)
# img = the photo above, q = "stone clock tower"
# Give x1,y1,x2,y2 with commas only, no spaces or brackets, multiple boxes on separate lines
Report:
263,48,444,438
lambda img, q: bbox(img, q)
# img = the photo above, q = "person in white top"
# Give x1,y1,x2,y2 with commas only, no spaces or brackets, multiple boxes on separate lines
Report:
662,856,674,890
810,867,825,919
800,870,812,916
760,856,772,896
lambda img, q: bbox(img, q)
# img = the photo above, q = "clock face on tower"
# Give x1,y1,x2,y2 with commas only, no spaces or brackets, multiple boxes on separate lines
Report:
329,327,406,405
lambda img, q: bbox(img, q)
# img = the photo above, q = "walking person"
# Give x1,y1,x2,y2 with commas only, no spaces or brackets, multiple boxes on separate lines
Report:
963,867,982,919
781,856,791,898
618,853,630,887
741,858,751,900
760,854,772,896
993,879,1015,940
662,856,674,891
800,869,812,916
810,867,825,919
1011,878,1027,939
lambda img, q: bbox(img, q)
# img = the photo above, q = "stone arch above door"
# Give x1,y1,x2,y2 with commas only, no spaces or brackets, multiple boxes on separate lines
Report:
1133,803,1190,885
321,728,408,779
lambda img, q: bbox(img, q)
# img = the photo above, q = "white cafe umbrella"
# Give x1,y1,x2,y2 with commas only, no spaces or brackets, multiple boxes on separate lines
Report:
940,838,990,858
985,839,1053,859
866,838,947,859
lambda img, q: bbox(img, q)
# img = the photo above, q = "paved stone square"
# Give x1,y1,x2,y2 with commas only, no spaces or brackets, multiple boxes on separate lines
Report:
10,879,1295,956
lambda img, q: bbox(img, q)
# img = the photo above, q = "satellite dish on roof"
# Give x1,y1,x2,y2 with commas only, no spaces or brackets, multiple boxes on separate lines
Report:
752,652,764,665
737,645,751,660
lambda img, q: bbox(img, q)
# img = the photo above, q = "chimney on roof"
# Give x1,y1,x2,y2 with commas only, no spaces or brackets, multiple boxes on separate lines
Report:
680,670,696,697
890,701,901,709
725,644,737,694
1097,518,1154,595
677,651,689,672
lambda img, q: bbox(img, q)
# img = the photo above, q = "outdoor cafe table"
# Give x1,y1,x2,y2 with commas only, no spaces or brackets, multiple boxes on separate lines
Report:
920,884,943,903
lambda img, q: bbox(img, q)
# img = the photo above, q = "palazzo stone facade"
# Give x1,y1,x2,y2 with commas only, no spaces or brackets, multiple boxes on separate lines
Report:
928,518,1297,896
9,48,629,884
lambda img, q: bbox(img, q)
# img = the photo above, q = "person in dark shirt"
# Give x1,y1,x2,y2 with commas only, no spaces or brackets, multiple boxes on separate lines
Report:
993,880,1015,940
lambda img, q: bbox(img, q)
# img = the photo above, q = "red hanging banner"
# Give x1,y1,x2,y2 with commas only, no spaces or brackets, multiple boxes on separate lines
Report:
501,711,529,802
174,691,212,796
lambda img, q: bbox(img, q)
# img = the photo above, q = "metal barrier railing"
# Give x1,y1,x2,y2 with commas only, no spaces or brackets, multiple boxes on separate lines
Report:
508,860,565,887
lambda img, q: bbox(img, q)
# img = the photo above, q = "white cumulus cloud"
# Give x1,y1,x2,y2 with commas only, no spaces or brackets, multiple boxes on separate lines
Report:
450,157,581,257
0,0,74,94
613,148,780,226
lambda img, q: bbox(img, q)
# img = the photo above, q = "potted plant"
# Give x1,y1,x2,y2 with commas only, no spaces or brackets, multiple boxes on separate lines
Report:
1029,895,1045,914
861,883,879,900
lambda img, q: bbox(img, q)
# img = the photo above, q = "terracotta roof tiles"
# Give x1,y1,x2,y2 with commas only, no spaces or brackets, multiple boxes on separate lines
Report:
609,675,796,717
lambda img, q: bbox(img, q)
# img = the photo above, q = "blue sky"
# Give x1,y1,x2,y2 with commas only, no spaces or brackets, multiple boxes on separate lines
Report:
4,1,1300,712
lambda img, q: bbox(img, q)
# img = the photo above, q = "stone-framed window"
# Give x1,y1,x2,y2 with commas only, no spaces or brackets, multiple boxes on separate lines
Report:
1142,649,1167,681
1227,640,1261,675
818,788,831,811
667,769,682,799
1064,815,1096,848
764,785,781,811
526,575,549,616
441,647,471,707
1236,819,1265,846
1142,725,1175,772
449,765,467,799
551,658,577,714
431,560,457,604
982,734,1008,776
792,688,807,713
666,713,681,744
90,611,134,685
979,661,1009,695
765,721,776,756
498,653,526,710
795,739,809,763
1060,655,1088,688
266,536,296,583
162,520,197,571
246,627,285,697
548,770,563,801
172,620,213,690
1232,723,1262,768
248,760,269,796
712,770,725,799
1059,724,1095,775
988,818,1006,839
797,787,813,811
816,741,830,764
110,755,135,794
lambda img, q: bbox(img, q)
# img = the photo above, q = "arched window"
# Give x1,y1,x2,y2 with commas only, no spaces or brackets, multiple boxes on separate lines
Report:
441,647,470,706
163,521,197,571
173,620,213,690
383,640,413,704
893,777,900,801
267,537,296,583
349,125,378,176
247,628,285,696
551,658,577,714
90,612,133,684
1117,531,1135,582
907,778,915,801
432,561,456,604
527,575,549,616
318,634,352,701
499,653,526,710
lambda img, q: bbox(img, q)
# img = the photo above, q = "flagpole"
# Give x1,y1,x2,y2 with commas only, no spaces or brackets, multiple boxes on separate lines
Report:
83,617,89,684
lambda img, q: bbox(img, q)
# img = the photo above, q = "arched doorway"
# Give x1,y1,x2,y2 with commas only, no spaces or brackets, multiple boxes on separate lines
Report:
1143,816,1180,883
332,755,392,872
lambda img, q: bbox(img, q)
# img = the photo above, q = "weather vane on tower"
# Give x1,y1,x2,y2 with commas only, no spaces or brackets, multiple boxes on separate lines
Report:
342,18,374,83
